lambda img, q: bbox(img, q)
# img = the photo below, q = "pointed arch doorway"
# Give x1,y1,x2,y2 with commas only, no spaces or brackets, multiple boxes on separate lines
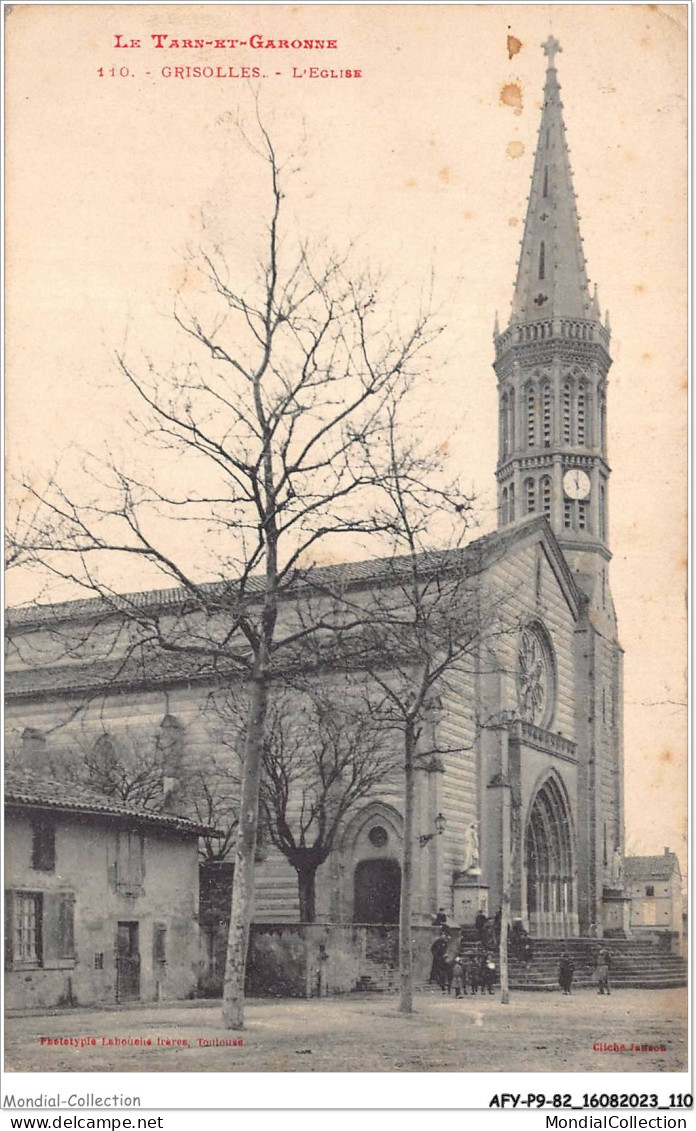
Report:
353,858,401,924
524,775,578,937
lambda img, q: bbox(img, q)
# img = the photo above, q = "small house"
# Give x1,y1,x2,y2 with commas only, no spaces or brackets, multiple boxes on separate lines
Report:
5,768,215,1010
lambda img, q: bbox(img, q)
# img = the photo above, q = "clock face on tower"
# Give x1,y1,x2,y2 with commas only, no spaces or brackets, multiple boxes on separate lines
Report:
563,468,591,500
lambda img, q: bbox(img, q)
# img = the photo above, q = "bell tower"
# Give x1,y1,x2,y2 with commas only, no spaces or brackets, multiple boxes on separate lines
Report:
493,36,612,596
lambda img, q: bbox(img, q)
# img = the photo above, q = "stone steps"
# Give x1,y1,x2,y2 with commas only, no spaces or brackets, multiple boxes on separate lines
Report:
365,936,688,994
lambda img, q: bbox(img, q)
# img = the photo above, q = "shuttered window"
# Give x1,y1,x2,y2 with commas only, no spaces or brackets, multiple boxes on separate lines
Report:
32,820,56,872
116,832,145,893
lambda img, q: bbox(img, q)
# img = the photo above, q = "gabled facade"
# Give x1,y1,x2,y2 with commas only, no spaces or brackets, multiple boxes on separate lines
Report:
625,849,683,938
4,769,213,1009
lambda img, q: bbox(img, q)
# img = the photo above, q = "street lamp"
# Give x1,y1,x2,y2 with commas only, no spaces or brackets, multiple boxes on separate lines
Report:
419,811,446,847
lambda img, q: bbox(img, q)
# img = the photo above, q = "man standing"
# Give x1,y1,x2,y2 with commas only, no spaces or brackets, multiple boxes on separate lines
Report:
429,930,449,990
596,945,612,995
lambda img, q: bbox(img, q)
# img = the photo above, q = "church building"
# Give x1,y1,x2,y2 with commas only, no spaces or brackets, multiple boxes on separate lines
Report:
5,40,625,951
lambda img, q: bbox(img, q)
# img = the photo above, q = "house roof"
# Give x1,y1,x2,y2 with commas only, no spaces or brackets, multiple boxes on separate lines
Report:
624,853,681,881
4,768,219,837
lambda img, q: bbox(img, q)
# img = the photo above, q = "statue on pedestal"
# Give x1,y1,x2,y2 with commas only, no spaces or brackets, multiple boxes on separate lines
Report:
612,846,624,888
463,821,480,873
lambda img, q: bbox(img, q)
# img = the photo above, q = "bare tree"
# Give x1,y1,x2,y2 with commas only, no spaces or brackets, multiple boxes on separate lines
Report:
261,686,399,921
207,681,398,921
8,121,439,1028
312,409,510,1013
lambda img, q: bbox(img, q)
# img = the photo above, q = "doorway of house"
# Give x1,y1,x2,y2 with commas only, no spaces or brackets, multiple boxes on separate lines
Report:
353,858,401,923
115,921,141,1001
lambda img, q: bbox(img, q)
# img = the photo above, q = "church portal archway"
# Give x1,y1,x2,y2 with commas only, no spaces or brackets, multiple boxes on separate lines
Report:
524,774,578,937
353,858,401,924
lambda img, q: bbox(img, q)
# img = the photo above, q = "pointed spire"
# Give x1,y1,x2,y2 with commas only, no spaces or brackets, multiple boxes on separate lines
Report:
591,283,601,319
509,39,593,326
493,310,500,338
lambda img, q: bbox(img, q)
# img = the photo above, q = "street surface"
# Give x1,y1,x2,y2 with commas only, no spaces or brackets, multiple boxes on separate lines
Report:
5,987,687,1073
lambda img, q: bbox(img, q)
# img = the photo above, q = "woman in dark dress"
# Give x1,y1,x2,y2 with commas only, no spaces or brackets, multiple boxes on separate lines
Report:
558,951,574,995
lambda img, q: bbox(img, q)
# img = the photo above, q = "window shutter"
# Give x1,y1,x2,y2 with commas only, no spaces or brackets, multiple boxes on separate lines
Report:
59,894,76,959
5,891,14,970
32,821,56,872
153,923,167,964
42,893,62,965
132,835,145,887
42,892,76,965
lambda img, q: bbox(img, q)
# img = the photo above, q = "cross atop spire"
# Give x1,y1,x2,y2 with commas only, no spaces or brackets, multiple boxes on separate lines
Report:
506,40,595,326
542,34,562,68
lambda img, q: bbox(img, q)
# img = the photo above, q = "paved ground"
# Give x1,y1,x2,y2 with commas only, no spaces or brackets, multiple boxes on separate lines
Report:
5,987,687,1073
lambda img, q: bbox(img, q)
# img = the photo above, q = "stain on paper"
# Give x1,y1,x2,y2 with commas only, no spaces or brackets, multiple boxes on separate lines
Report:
500,83,523,116
507,35,522,60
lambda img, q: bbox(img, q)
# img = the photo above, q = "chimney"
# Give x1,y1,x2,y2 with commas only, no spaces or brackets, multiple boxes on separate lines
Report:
664,847,670,856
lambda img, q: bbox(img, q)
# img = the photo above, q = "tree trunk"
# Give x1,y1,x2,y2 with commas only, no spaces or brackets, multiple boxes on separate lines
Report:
499,755,512,1005
222,675,268,1029
399,724,415,1013
499,893,511,1005
297,866,317,923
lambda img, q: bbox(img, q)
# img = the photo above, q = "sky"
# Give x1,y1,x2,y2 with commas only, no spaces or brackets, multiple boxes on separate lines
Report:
5,4,688,864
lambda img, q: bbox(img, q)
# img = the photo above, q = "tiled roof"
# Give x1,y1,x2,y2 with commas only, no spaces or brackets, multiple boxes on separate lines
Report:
5,516,581,700
624,853,681,881
4,768,218,837
6,516,568,629
5,650,233,699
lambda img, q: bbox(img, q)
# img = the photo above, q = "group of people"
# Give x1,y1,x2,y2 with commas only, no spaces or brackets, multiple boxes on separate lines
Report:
558,945,612,995
431,909,615,1000
429,934,498,997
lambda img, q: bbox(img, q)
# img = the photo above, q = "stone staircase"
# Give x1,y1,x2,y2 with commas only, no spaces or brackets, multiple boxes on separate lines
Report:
507,938,687,991
415,936,687,993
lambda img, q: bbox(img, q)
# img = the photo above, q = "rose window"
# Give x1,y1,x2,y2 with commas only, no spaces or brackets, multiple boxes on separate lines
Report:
517,625,555,727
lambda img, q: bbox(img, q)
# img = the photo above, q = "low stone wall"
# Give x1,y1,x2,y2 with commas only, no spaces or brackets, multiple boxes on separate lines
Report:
223,923,439,999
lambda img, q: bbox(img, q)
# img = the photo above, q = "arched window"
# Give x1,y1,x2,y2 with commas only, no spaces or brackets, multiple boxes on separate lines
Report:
563,380,572,444
509,482,516,522
541,476,552,519
158,715,184,767
501,487,509,525
599,482,606,541
543,166,549,197
527,384,536,448
525,478,536,515
91,734,119,795
539,241,545,280
542,383,552,447
509,388,516,451
600,392,607,452
535,557,543,604
577,383,587,445
500,393,508,457
21,728,46,771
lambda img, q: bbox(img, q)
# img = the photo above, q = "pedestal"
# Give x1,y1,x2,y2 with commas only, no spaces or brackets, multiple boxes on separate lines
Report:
601,887,632,937
453,872,489,926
